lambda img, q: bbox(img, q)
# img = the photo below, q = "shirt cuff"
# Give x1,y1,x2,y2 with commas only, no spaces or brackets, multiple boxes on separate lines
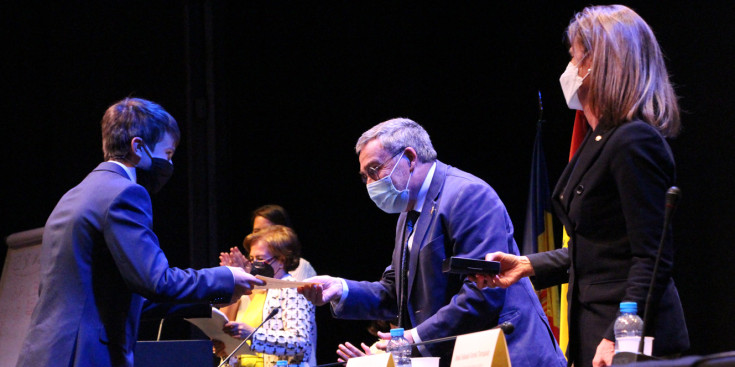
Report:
330,278,349,308
410,328,429,356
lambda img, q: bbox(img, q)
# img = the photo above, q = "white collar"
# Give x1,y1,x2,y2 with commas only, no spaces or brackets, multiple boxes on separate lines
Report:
107,160,137,183
412,161,436,213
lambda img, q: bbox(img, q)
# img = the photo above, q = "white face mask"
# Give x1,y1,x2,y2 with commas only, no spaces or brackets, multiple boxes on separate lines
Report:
559,60,590,110
366,151,413,213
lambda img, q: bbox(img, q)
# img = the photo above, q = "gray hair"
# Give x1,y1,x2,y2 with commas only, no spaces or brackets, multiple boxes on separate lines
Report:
355,118,437,162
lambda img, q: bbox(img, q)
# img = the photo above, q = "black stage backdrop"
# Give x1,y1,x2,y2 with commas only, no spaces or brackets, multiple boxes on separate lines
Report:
2,1,734,364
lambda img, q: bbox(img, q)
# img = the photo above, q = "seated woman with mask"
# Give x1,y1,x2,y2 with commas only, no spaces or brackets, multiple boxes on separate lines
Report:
213,225,316,367
221,204,317,281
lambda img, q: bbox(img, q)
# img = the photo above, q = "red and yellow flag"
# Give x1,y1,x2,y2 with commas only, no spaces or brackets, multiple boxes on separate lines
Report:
559,110,588,353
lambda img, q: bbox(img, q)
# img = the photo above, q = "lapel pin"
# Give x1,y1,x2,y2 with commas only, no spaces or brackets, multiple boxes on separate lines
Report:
595,135,602,141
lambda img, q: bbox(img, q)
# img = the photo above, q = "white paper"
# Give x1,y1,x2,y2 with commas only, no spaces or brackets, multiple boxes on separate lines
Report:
185,307,248,355
253,275,316,289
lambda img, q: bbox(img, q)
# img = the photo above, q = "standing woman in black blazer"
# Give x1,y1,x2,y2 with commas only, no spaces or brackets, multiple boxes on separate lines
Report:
471,4,688,367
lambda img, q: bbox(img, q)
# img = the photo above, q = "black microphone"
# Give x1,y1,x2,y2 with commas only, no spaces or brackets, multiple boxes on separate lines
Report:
663,186,681,225
217,307,280,367
613,187,681,365
406,322,515,348
639,187,680,352
496,321,515,335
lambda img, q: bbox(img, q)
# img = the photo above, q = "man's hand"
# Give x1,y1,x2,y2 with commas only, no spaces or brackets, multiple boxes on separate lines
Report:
467,252,533,289
228,266,265,303
223,321,255,340
592,338,615,367
297,276,343,306
336,342,372,362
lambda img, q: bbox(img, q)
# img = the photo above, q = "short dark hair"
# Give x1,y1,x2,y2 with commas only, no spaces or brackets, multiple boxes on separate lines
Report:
101,97,181,161
242,225,301,272
251,204,292,229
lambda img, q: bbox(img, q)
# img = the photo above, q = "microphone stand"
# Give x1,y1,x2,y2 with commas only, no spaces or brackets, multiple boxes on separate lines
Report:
406,321,515,348
218,307,280,367
613,187,680,365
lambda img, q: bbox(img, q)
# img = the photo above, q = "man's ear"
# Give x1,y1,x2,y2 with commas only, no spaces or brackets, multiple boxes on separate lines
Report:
127,137,144,165
404,147,419,170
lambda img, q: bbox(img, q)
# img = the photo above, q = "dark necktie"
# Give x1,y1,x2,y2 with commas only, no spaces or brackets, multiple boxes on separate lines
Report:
398,210,419,329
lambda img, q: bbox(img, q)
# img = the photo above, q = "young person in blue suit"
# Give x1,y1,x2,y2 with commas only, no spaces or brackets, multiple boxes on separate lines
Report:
16,97,264,367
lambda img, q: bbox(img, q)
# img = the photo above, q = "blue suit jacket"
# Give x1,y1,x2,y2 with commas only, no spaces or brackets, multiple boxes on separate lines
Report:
334,161,566,367
16,162,234,367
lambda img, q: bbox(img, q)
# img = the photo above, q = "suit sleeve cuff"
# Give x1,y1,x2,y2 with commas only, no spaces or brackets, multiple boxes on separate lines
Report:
605,323,615,341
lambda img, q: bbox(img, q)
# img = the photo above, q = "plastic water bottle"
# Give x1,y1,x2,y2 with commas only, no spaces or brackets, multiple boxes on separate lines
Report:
387,328,412,367
613,301,644,353
276,361,288,367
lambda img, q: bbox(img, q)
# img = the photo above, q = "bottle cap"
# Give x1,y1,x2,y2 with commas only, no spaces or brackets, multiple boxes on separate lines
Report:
390,328,405,337
620,301,637,314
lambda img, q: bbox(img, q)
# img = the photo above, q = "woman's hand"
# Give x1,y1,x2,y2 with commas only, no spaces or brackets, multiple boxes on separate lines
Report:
592,338,615,367
219,247,252,273
212,339,228,358
336,342,372,362
468,252,534,289
223,321,255,340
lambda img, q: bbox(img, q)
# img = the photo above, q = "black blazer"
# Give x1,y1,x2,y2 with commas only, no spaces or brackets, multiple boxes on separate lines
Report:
528,121,689,366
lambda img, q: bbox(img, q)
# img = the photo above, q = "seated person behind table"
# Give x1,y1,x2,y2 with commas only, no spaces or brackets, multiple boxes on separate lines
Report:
252,205,317,280
223,204,317,281
336,319,394,363
214,225,316,367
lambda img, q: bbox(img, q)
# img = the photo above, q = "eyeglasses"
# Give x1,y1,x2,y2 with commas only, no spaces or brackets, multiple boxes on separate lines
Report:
248,256,275,264
360,150,404,184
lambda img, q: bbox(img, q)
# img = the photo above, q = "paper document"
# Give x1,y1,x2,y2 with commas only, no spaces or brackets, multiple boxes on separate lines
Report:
253,275,316,289
185,307,247,355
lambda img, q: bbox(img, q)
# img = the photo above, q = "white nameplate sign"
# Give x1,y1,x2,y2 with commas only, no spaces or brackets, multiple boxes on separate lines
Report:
450,328,511,367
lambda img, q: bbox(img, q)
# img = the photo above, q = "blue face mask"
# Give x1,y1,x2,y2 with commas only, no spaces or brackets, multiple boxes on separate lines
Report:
366,151,413,213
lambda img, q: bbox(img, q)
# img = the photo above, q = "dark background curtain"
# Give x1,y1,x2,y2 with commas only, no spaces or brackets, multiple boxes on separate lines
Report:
2,1,733,363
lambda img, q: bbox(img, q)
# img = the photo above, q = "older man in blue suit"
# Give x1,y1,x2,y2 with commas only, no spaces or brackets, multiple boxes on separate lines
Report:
16,98,263,367
300,118,566,367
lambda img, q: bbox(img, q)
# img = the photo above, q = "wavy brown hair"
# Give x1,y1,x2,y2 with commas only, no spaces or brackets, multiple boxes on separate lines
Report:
242,225,301,272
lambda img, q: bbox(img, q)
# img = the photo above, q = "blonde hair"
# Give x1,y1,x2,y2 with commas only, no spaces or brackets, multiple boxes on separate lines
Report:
567,4,680,137
243,225,301,272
